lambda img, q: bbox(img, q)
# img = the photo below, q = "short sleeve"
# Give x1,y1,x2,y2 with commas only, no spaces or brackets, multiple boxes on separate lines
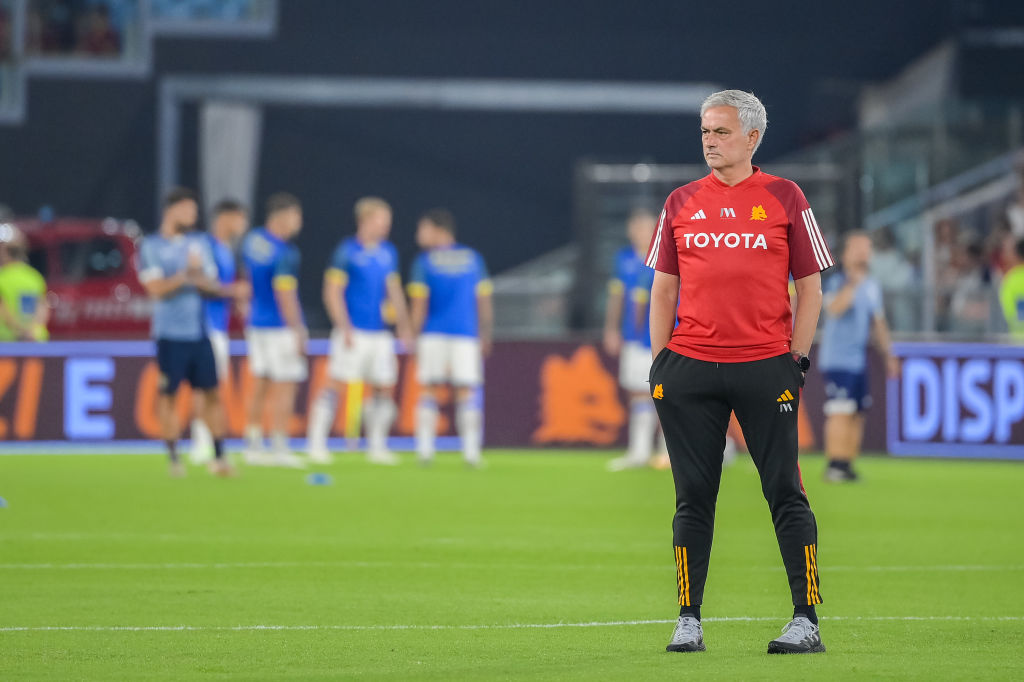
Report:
272,245,300,291
136,238,164,283
386,243,399,275
476,251,493,296
780,182,834,279
32,268,46,295
325,243,348,285
407,254,428,298
645,206,679,276
867,280,885,317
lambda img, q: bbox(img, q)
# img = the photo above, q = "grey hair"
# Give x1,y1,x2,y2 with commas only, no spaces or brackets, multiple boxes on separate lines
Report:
700,89,768,155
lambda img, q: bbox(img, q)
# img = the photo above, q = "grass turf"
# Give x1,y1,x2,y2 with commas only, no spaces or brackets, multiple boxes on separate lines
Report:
0,450,1022,680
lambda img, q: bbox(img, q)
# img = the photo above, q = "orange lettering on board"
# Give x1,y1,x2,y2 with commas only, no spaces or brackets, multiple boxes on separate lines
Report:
134,361,193,438
219,357,246,436
0,359,16,438
797,400,816,450
135,362,161,438
533,346,625,445
397,358,451,436
14,358,43,439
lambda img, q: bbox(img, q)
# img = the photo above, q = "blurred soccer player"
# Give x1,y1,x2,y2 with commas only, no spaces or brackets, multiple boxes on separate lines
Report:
604,209,664,471
407,208,493,467
648,90,832,654
241,193,307,468
819,231,898,482
306,197,413,465
136,187,232,477
190,199,250,464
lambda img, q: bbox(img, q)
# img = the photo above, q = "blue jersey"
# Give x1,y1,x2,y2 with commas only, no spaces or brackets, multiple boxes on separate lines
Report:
242,227,301,328
632,265,654,349
204,233,236,333
610,247,652,344
818,271,884,372
326,238,399,332
136,232,217,341
408,244,491,338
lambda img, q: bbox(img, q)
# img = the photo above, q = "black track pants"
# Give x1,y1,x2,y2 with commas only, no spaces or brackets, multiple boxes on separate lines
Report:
649,349,822,609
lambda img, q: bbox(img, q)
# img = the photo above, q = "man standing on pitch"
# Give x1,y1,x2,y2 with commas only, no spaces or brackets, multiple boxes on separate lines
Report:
306,197,413,465
190,199,250,464
137,188,233,477
407,208,493,468
241,193,307,468
647,90,833,654
819,231,899,482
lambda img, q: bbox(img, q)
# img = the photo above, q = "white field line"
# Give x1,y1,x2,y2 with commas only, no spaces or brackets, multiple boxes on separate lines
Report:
0,561,1021,572
1,616,1022,633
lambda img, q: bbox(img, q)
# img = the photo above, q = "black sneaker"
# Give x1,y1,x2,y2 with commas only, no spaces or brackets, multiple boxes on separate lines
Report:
666,616,706,652
767,616,826,654
823,465,859,483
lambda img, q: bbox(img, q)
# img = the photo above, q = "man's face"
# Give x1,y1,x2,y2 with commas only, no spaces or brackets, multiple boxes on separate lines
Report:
372,209,393,242
273,206,302,239
215,210,249,244
416,220,436,249
169,199,198,233
287,207,303,238
701,106,758,172
628,214,657,255
842,235,872,272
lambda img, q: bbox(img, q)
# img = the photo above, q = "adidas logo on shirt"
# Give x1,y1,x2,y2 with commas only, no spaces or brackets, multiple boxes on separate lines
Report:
690,210,707,220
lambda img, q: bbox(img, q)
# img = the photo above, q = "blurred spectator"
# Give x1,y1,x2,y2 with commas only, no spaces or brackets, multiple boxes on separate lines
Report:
933,218,961,330
999,238,1024,338
25,5,60,54
985,216,1013,277
1006,167,1024,238
76,4,119,55
869,226,916,330
0,4,12,61
948,241,991,335
25,0,124,57
934,218,959,280
0,224,49,341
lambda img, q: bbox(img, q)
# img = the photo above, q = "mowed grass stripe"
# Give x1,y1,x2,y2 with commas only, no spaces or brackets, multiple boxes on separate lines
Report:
1,451,1023,681
3,615,1024,633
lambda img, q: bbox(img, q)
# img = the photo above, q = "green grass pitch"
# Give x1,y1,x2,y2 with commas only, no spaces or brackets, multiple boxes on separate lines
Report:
1,450,1022,680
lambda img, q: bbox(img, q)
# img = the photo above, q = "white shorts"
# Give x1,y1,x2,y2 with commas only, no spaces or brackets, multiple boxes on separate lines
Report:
417,333,483,387
246,327,308,383
619,341,653,393
208,330,230,381
328,329,398,386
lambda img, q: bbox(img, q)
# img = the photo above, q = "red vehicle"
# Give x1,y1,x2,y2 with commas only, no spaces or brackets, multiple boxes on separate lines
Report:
17,217,152,339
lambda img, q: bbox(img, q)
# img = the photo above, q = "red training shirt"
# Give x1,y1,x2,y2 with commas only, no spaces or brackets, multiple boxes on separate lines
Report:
645,167,834,363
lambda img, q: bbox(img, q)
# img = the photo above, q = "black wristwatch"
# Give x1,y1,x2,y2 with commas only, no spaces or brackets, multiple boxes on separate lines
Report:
792,351,810,373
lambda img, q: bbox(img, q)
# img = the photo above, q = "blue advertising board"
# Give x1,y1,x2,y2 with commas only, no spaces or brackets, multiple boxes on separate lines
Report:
887,342,1024,460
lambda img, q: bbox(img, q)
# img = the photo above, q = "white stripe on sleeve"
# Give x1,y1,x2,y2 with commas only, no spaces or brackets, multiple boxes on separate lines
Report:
806,209,834,268
802,209,827,271
646,209,666,268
